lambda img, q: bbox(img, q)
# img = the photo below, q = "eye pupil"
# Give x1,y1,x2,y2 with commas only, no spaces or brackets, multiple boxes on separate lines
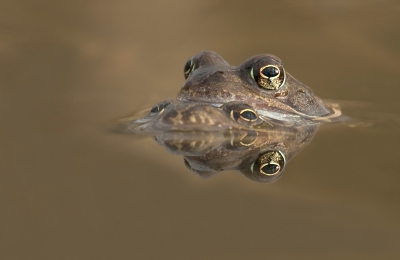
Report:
240,110,257,121
261,66,279,78
261,163,280,174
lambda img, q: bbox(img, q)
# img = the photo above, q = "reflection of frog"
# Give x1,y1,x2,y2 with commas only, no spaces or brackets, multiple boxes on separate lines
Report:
147,102,317,183
182,123,317,183
180,51,340,122
120,101,317,183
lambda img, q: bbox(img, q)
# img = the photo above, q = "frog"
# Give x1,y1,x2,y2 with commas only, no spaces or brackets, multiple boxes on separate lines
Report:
116,51,340,182
180,51,340,123
122,51,343,134
123,51,340,134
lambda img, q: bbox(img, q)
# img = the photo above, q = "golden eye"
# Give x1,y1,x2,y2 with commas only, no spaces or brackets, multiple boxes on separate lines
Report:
226,103,259,126
253,150,285,176
251,58,286,90
239,109,258,122
260,162,280,175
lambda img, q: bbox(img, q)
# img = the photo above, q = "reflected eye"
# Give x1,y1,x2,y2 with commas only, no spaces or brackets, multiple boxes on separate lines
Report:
260,162,280,175
252,150,285,176
251,58,286,90
184,59,194,79
224,128,258,148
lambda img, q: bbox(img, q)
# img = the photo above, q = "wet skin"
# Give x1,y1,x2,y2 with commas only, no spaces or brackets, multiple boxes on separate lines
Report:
180,51,339,122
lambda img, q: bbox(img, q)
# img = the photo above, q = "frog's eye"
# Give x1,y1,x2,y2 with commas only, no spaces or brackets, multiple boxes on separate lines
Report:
184,58,195,79
238,109,258,122
147,100,171,117
260,162,280,175
251,150,285,177
251,60,286,90
225,103,259,125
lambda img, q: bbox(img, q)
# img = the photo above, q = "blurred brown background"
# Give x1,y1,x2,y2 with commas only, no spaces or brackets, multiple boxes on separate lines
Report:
1,1,400,259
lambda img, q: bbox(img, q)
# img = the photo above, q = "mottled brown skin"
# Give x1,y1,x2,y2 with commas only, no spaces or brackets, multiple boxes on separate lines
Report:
179,51,334,121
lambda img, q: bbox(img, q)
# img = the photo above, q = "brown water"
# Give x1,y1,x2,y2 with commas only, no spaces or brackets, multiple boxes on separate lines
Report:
1,1,400,259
